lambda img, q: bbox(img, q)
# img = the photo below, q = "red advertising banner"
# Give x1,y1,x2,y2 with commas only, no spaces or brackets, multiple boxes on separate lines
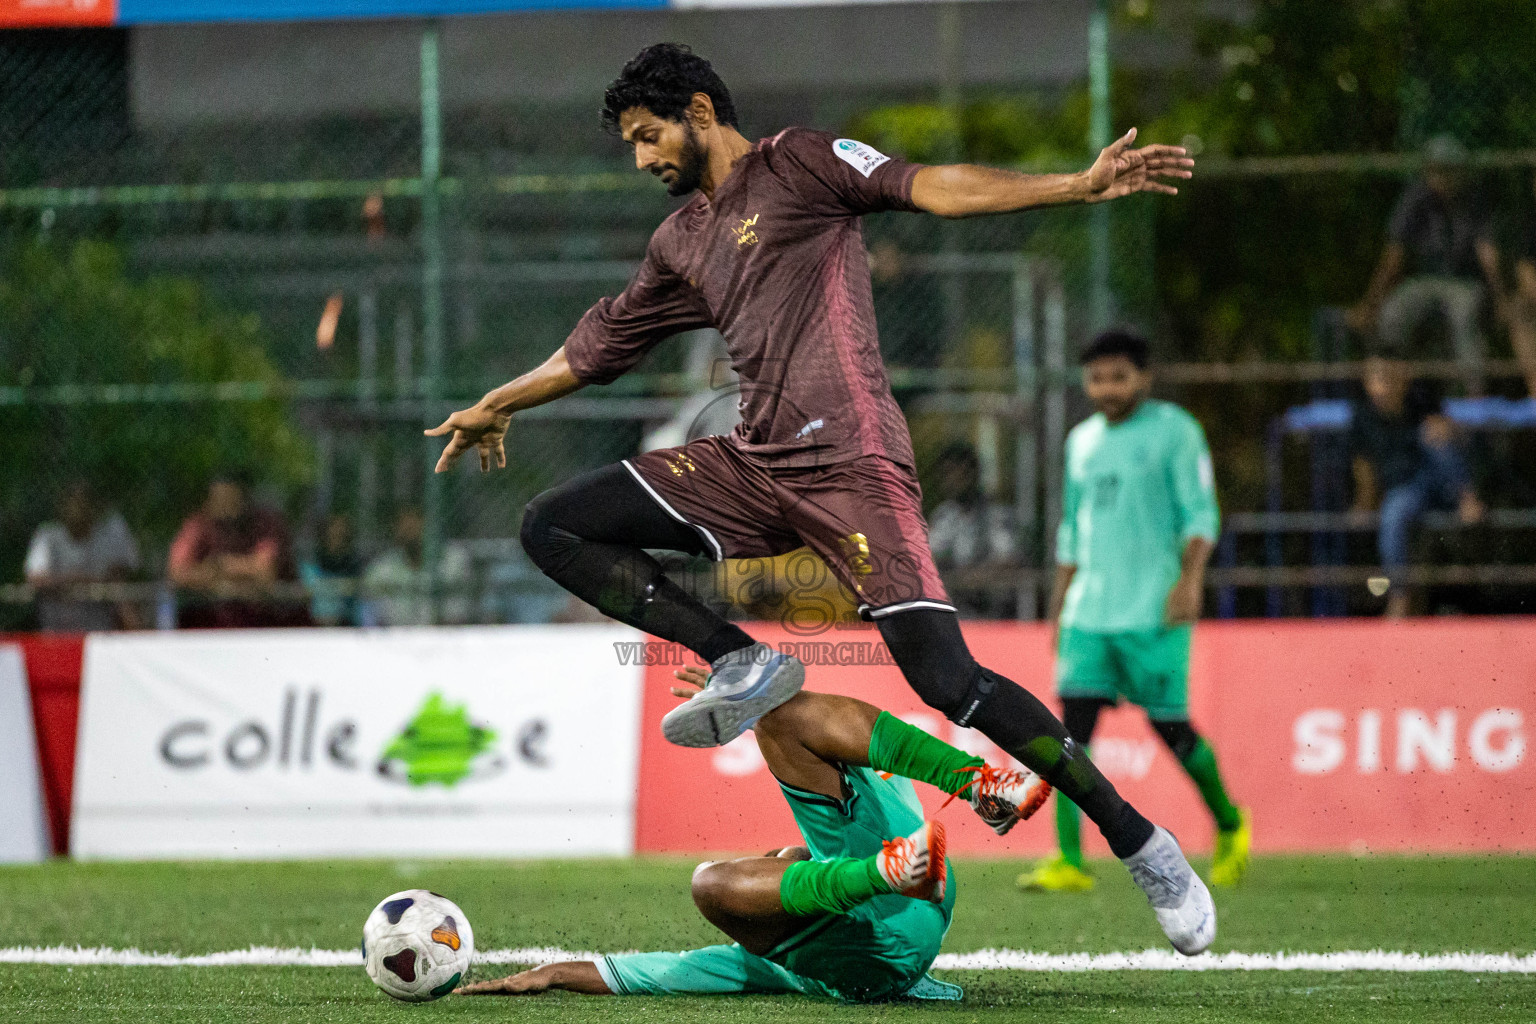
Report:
1,633,85,855
634,619,1536,856
0,0,116,27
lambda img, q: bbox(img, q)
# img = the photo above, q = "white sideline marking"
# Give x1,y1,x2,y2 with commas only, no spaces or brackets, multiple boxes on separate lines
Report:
934,949,1536,973
2,946,1534,973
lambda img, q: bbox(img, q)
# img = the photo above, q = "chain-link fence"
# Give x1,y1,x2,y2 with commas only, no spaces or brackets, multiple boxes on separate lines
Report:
4,3,1536,630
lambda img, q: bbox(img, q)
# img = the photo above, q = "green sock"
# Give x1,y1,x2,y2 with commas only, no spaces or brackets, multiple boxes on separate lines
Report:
1181,737,1241,832
1055,791,1084,868
867,711,985,796
779,856,890,916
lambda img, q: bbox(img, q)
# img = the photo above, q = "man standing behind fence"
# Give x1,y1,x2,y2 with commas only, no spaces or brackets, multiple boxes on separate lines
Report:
1020,330,1250,893
1346,135,1501,395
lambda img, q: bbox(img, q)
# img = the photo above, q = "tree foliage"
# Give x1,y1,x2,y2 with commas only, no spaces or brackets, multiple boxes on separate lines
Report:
0,240,310,580
848,0,1536,362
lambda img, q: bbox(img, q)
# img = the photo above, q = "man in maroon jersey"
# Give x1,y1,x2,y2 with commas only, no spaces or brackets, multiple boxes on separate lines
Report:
428,44,1213,954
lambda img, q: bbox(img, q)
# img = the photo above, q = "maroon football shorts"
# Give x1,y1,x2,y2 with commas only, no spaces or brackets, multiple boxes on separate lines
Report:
625,436,954,620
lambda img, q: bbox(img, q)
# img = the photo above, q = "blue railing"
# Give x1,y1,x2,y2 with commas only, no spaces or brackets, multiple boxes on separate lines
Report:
1216,396,1536,618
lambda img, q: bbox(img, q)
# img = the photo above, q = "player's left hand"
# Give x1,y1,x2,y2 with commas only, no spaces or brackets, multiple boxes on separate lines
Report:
1085,127,1194,203
671,665,710,699
1164,576,1204,624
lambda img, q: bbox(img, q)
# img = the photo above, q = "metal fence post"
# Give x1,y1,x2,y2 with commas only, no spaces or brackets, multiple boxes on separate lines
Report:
1012,257,1038,618
1265,419,1286,617
419,21,446,624
357,287,380,554
1043,272,1069,570
1087,0,1113,331
1216,531,1238,618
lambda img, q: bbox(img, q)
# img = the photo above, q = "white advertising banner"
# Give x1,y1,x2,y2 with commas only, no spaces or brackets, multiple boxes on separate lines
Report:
73,626,645,860
0,645,52,863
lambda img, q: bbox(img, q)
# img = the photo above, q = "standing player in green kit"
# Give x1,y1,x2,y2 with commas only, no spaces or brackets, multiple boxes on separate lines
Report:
1020,330,1251,893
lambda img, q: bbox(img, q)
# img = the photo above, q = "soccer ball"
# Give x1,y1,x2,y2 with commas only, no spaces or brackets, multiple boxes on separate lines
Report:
362,889,475,1002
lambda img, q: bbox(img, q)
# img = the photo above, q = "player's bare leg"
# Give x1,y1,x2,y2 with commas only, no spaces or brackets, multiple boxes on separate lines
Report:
689,846,814,956
674,669,1050,833
461,677,1040,997
675,666,1057,948
685,689,951,953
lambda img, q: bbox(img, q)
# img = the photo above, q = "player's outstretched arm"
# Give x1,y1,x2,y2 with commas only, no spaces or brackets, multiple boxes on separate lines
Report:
909,127,1193,218
455,960,612,996
424,345,585,474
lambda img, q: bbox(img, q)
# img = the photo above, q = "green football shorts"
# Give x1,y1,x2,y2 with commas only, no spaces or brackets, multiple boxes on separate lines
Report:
1056,624,1194,721
596,767,959,1004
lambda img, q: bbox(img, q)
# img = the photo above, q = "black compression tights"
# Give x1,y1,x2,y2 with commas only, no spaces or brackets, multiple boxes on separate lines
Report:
1063,697,1204,762
878,610,1155,857
519,464,754,664
521,466,1154,856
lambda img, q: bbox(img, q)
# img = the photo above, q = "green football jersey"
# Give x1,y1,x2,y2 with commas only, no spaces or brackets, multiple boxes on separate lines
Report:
1057,399,1220,633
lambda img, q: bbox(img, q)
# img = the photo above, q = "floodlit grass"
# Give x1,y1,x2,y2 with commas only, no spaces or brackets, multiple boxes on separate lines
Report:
2,855,1533,1023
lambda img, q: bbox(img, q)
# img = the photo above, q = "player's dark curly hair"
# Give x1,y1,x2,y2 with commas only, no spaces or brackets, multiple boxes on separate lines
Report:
1080,329,1151,369
601,43,738,134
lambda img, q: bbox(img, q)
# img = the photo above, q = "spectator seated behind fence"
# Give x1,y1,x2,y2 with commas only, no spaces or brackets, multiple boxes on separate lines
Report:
926,442,1017,618
300,512,364,627
1349,350,1485,618
361,507,472,626
167,471,308,628
24,479,141,631
1347,135,1502,394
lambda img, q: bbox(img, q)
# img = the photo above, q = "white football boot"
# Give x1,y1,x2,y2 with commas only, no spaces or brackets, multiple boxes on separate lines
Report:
660,642,805,748
1121,825,1216,956
876,821,948,904
952,763,1053,836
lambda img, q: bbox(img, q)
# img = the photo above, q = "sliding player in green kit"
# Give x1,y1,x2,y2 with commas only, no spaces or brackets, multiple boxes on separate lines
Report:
460,666,1051,1003
1021,330,1251,894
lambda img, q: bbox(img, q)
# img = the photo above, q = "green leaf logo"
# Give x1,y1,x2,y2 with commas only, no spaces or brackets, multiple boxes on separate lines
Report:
378,692,502,787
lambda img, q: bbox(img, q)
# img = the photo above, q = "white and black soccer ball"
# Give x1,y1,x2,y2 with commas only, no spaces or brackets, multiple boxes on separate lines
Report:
362,889,475,1002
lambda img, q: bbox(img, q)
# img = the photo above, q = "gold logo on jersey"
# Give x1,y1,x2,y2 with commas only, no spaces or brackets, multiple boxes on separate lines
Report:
732,214,760,247
837,532,874,577
663,454,698,476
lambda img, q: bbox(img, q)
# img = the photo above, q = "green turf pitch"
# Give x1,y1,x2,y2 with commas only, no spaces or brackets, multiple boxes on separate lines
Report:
1,855,1533,1023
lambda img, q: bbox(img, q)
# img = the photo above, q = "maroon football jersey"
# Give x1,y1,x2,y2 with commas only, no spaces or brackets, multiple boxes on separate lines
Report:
563,128,924,468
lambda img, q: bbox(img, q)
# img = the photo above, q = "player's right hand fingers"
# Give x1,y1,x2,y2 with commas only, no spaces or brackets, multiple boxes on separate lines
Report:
434,435,466,474
424,416,456,437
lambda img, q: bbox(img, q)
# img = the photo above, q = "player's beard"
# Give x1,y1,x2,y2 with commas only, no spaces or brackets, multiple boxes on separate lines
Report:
663,124,706,197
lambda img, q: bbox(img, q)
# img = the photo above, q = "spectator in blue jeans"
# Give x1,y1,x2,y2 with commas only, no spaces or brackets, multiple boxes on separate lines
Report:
1349,350,1484,616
